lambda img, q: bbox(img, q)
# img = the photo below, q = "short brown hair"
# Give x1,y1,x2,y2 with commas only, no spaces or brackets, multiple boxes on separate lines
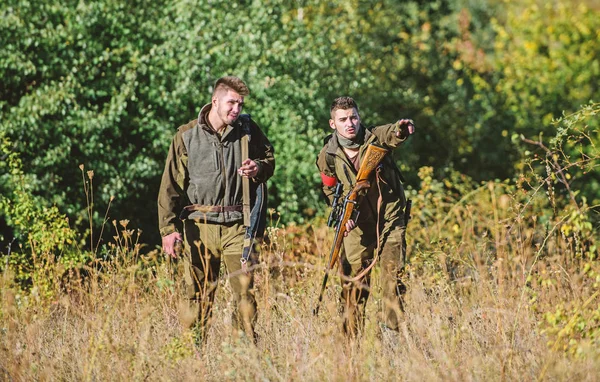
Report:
330,96,358,118
212,76,250,97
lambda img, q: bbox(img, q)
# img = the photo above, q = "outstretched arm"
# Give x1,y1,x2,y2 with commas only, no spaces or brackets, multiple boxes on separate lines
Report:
372,119,415,148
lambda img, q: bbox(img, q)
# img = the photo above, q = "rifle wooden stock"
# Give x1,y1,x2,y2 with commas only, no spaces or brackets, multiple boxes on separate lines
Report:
356,145,388,182
314,144,388,315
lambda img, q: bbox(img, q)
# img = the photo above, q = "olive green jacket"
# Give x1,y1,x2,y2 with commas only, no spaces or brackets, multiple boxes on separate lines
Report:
316,122,409,232
158,104,275,237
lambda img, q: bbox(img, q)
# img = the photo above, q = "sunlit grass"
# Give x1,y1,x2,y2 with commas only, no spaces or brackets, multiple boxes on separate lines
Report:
1,187,598,381
2,101,598,379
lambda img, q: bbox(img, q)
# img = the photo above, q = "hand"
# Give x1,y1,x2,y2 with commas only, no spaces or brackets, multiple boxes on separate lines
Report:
238,159,259,178
162,232,183,258
344,219,356,236
395,119,415,138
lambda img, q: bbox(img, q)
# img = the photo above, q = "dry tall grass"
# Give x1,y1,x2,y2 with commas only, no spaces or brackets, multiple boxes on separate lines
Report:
1,177,598,381
2,102,599,380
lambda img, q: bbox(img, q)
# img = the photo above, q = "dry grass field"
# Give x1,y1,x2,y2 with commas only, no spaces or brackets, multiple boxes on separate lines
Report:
1,167,599,381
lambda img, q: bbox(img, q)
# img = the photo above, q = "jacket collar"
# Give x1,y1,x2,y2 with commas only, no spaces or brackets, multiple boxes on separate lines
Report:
197,103,211,130
325,133,339,155
325,124,372,156
197,103,236,139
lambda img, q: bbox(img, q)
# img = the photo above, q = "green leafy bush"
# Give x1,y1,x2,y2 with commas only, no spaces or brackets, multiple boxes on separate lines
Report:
1,0,598,243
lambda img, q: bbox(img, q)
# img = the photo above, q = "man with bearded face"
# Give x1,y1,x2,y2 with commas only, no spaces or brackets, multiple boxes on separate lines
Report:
158,76,275,345
316,96,415,337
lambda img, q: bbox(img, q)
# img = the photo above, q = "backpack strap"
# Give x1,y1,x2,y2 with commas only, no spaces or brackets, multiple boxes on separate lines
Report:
323,133,337,178
237,114,269,270
325,151,336,178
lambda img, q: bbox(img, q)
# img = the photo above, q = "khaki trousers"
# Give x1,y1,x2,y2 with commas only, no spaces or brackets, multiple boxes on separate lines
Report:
182,220,256,341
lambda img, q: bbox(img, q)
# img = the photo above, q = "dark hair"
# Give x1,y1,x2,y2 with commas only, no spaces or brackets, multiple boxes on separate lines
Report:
330,96,358,118
212,76,250,97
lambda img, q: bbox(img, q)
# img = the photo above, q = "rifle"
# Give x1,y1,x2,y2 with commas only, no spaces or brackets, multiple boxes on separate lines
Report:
313,144,389,315
241,182,268,272
326,182,344,228
404,198,412,224
240,126,268,273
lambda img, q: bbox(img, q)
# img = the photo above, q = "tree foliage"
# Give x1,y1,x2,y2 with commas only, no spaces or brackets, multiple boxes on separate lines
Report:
0,0,598,250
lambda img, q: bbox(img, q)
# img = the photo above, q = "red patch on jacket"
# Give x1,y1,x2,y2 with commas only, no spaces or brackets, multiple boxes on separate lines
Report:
320,172,338,187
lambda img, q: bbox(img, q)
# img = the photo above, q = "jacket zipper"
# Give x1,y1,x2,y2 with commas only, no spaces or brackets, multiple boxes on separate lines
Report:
219,140,227,217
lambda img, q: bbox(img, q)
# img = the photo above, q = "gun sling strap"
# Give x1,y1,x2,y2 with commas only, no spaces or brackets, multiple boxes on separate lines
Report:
348,166,384,282
240,120,268,272
241,133,251,227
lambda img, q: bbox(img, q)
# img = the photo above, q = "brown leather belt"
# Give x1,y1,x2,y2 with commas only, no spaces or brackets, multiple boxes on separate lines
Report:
180,204,243,218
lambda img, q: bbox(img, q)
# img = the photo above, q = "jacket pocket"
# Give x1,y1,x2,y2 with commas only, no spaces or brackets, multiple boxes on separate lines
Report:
190,145,219,174
186,182,198,204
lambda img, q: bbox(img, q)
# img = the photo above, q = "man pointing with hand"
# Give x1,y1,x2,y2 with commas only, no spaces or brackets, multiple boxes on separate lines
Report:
316,96,414,337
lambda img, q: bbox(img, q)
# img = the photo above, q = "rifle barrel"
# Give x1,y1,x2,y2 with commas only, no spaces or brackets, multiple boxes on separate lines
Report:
313,272,329,315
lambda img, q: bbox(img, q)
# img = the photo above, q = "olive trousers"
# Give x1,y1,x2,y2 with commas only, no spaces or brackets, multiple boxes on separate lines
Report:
340,218,407,336
182,220,256,342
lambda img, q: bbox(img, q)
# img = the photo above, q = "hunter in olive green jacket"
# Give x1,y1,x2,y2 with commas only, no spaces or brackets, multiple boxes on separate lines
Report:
316,118,413,335
316,96,415,336
316,121,409,234
158,103,275,237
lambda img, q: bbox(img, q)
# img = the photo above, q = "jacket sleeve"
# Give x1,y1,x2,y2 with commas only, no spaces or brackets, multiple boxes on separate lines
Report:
316,146,337,206
370,121,411,149
249,120,275,183
157,130,187,237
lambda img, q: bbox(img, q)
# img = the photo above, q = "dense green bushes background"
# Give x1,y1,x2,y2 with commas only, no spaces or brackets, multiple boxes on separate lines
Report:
1,0,598,250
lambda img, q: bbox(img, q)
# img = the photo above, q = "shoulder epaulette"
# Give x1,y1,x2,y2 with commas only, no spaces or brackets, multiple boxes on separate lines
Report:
177,119,197,133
